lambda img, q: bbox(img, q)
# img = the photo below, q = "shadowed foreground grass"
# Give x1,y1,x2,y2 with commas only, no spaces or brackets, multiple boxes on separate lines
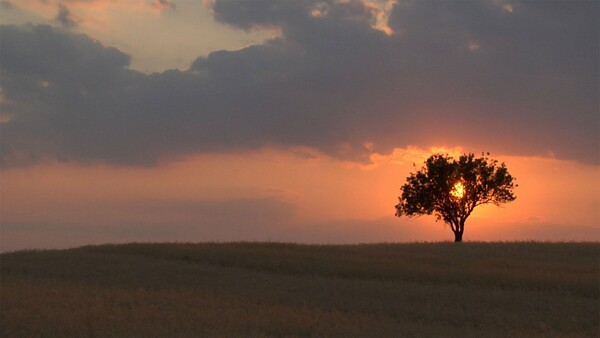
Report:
1,242,598,337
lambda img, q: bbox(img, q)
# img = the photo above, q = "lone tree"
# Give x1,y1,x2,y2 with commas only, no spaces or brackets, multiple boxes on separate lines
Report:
395,153,516,242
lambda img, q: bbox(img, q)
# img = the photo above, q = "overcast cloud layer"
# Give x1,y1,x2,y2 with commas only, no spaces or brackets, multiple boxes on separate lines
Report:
1,0,598,167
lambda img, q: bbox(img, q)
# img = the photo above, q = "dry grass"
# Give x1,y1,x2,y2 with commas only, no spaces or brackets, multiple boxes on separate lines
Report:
1,242,598,337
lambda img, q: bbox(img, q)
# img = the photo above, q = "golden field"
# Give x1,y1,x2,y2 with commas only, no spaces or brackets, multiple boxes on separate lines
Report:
1,242,598,337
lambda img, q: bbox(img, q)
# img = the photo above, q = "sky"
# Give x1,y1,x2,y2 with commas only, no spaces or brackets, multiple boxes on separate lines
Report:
0,0,598,251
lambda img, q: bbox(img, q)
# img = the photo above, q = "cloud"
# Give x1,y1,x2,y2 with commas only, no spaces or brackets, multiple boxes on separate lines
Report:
151,0,176,13
55,3,77,29
0,0,598,167
0,24,137,166
0,0,14,10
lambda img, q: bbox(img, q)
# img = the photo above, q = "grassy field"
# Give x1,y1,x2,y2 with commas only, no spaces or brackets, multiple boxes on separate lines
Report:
1,242,598,337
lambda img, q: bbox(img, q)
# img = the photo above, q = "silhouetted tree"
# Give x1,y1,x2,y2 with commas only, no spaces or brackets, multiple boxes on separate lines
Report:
395,153,516,242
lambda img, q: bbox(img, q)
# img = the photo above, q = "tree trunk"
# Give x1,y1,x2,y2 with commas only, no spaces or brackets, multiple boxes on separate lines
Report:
453,231,463,242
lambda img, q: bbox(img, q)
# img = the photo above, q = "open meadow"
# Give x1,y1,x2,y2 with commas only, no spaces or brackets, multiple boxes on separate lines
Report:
1,242,598,337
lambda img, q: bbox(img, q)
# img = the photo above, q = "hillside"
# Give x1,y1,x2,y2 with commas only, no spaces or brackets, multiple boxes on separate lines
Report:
1,242,598,337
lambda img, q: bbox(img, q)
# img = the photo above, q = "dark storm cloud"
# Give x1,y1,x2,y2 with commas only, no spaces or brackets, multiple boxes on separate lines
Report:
0,24,141,166
0,0,598,167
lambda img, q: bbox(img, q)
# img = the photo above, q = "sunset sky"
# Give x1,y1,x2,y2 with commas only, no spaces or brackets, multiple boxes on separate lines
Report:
1,0,598,251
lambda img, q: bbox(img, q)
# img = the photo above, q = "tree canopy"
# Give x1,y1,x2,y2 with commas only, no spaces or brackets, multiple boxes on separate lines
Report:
395,153,516,242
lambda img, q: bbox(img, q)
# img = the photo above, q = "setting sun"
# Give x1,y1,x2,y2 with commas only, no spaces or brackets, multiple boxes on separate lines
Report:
450,181,465,199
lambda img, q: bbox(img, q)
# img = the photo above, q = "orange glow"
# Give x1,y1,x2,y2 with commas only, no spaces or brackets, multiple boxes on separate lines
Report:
1,146,598,251
450,181,465,199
